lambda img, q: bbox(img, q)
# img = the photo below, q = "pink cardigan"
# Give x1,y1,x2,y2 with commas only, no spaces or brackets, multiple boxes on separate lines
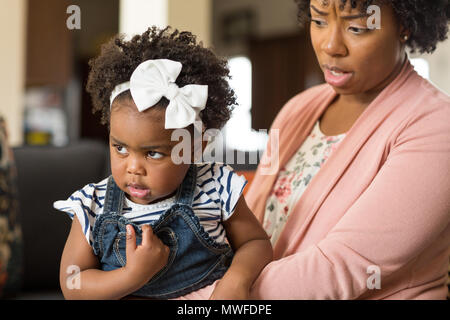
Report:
245,60,450,299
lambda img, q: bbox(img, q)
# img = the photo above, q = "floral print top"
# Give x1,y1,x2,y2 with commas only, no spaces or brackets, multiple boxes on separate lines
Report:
263,120,346,245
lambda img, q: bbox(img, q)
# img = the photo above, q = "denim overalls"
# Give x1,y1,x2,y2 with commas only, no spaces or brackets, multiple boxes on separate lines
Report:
92,165,234,299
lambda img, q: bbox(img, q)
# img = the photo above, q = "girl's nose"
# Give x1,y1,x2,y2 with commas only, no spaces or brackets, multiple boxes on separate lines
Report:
126,155,146,176
322,27,348,57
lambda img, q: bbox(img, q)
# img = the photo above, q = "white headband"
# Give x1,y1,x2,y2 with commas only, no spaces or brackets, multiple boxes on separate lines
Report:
110,59,208,129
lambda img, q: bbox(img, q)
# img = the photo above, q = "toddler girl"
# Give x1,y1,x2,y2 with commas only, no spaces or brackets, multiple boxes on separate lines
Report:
54,26,272,300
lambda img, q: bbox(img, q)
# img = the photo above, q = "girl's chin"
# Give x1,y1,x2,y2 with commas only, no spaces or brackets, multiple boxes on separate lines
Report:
127,191,177,205
127,194,152,205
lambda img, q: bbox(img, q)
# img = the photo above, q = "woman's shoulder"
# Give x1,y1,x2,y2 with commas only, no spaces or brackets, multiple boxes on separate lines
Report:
395,66,450,114
395,73,450,134
418,78,450,110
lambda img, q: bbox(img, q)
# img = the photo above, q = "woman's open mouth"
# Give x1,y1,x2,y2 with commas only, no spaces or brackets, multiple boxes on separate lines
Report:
323,65,354,88
127,183,150,199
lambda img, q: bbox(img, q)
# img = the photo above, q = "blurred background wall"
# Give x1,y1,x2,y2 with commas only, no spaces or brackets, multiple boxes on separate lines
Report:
0,0,27,146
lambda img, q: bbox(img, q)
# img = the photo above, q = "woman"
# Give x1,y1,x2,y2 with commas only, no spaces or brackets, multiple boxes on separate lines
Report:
244,0,450,299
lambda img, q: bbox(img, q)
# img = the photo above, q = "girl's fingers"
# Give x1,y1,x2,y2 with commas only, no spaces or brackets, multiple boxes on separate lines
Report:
141,224,154,247
126,224,136,254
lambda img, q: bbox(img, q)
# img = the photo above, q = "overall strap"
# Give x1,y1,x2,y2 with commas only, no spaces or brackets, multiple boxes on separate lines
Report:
103,176,125,214
174,164,197,206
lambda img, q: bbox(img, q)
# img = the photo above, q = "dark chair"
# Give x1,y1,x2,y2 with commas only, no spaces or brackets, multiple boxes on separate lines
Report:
12,140,109,299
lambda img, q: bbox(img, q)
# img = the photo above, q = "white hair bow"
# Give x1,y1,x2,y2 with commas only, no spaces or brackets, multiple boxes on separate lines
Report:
110,59,208,129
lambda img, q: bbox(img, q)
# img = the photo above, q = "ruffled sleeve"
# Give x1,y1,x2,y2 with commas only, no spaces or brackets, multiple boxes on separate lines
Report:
195,163,247,221
53,178,108,245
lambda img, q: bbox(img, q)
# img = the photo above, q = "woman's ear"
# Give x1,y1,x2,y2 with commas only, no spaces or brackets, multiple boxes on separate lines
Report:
399,25,411,43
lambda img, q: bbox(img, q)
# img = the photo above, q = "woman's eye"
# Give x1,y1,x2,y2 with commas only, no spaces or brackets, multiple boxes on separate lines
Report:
147,151,164,159
348,26,368,34
311,19,327,27
114,145,128,155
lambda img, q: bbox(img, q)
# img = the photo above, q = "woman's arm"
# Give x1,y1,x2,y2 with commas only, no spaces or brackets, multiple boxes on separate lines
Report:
60,216,169,300
209,196,273,300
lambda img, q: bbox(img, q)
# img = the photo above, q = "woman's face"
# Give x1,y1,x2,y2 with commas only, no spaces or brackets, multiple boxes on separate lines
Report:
109,99,190,205
310,0,406,97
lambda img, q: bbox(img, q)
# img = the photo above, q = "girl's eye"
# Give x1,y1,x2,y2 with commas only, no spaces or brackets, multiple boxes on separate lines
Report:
114,145,128,155
311,19,327,27
147,151,164,159
348,26,368,34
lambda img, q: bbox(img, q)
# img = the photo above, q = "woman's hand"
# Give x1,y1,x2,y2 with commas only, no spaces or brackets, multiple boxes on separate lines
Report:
209,275,250,300
124,224,170,287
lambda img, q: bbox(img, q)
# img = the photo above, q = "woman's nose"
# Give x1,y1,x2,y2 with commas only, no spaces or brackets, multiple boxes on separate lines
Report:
126,155,146,176
322,27,348,57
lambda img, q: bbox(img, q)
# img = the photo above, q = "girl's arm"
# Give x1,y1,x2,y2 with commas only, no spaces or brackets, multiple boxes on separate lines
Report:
209,196,273,300
60,216,169,300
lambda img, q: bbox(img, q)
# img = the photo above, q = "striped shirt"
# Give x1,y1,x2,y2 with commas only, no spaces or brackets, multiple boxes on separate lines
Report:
53,162,247,247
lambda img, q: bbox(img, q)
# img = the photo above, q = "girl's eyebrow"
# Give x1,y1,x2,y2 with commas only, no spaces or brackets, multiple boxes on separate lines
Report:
311,5,328,16
110,135,170,150
311,5,368,20
139,144,171,151
110,136,127,146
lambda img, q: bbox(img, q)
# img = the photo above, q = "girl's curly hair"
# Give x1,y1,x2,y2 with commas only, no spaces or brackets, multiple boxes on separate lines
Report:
294,0,450,54
86,26,236,130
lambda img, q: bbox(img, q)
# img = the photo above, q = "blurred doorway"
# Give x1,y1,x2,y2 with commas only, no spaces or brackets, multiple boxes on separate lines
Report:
249,31,322,131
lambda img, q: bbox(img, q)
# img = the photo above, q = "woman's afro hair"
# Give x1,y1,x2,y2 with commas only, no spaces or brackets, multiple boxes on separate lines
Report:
294,0,450,54
86,26,236,130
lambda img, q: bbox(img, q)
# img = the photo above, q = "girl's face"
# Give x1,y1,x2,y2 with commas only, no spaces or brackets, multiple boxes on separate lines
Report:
310,0,406,97
109,99,190,205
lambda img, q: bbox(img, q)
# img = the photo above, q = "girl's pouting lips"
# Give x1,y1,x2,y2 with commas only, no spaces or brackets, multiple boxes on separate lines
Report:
323,65,354,88
127,183,150,199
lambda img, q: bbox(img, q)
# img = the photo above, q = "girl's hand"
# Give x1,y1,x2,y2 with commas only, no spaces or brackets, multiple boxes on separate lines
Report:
124,224,170,287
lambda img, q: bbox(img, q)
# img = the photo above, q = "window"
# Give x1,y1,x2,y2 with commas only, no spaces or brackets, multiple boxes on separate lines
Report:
410,58,430,80
223,56,268,152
